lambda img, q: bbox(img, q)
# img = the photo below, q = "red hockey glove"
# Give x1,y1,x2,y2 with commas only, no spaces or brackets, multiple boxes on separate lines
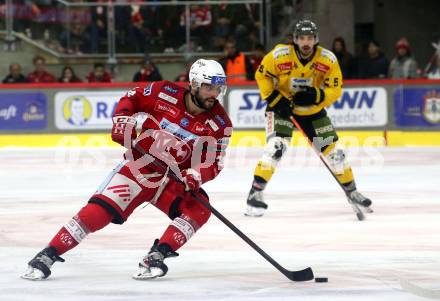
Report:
181,169,202,191
111,115,137,146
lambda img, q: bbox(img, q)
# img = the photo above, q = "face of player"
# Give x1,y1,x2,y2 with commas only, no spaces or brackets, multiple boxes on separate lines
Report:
193,83,223,110
295,35,316,56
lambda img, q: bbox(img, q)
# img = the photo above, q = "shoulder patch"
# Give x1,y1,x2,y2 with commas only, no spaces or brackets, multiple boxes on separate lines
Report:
320,48,337,64
143,83,154,96
214,114,226,127
162,85,178,94
273,46,290,59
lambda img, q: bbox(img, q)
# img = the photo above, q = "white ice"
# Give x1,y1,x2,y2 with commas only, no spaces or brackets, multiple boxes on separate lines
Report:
1,146,440,301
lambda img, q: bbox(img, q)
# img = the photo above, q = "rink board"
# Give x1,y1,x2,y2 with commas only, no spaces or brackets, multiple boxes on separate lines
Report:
0,131,439,147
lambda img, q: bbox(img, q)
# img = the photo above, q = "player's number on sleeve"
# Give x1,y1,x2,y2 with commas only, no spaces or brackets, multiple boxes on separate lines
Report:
258,65,264,73
333,78,339,87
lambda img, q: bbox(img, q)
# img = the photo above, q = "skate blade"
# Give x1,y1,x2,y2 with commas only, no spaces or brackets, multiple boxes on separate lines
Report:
132,273,159,280
21,267,46,281
361,206,374,214
347,199,365,221
132,267,163,280
355,200,373,214
356,211,365,221
244,205,266,217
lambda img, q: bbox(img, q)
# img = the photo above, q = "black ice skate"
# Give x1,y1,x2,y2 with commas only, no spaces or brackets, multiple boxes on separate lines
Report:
21,247,65,280
245,188,268,217
133,239,178,280
347,190,373,213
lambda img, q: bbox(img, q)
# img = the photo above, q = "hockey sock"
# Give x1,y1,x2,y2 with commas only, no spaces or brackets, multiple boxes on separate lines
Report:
254,160,276,183
343,181,356,192
251,176,267,191
159,214,199,251
48,203,113,255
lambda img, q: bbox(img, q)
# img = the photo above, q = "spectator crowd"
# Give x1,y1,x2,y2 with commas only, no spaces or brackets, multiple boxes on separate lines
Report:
330,36,440,80
1,55,166,84
3,34,440,85
0,1,264,54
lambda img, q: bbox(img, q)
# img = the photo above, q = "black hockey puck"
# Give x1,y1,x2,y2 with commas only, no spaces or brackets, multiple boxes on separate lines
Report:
315,277,328,283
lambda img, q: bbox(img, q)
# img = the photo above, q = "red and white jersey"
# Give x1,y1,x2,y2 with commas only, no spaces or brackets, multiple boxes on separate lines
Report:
114,80,232,184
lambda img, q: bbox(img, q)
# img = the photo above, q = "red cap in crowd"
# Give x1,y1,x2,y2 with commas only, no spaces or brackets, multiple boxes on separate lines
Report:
395,37,410,50
131,12,143,24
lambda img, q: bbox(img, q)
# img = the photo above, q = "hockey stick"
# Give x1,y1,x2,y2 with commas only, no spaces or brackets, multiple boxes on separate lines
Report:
289,115,368,220
132,143,314,282
186,188,314,282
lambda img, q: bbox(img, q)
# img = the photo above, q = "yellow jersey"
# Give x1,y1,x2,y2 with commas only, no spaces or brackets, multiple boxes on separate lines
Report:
255,44,343,116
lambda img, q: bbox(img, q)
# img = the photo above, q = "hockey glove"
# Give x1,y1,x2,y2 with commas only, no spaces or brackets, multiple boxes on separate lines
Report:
182,169,202,191
292,86,325,106
265,90,292,119
111,114,137,146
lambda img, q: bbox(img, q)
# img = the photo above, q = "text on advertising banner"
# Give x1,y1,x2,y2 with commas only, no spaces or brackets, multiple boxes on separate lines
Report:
327,87,387,127
228,87,387,129
228,89,267,129
0,92,47,130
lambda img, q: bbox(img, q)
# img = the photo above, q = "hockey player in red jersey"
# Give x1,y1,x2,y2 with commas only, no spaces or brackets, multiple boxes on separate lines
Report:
22,59,232,281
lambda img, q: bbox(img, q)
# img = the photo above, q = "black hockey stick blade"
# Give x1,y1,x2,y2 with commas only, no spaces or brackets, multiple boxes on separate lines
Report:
284,266,314,282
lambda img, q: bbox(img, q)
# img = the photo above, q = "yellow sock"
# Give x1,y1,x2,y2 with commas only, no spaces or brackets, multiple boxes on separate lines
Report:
336,167,354,184
254,160,276,183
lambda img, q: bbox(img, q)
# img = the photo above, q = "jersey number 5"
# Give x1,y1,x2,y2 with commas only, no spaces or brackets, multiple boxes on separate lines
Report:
325,77,339,87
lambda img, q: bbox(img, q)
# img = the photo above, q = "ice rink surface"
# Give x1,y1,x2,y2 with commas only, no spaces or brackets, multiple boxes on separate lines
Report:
1,146,439,301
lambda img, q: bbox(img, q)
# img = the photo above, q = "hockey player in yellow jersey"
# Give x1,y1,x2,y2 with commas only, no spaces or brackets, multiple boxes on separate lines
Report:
245,20,372,217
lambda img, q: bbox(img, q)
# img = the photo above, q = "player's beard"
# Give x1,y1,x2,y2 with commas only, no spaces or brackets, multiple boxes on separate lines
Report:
192,89,216,111
300,45,313,57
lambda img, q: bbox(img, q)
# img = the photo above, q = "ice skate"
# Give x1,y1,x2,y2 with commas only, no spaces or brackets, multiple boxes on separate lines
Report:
347,190,373,213
21,247,65,280
133,239,178,280
245,189,268,217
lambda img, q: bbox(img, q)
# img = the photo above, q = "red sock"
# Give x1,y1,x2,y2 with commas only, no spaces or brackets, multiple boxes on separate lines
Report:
158,225,186,251
159,215,199,251
49,203,113,255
